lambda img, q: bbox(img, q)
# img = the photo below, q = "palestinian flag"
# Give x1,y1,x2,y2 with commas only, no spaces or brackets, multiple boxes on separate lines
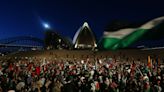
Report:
100,16,164,50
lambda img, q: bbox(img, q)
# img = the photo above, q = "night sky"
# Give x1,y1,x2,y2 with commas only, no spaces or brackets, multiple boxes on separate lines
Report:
0,0,163,40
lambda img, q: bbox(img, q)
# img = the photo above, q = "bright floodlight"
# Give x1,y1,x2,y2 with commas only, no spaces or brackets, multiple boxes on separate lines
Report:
43,23,50,29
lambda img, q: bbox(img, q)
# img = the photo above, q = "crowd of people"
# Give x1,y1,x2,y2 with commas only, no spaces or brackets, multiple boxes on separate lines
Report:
0,57,163,92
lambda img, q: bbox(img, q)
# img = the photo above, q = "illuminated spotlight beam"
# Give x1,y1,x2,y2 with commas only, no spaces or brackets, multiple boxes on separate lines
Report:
43,23,50,29
37,15,51,29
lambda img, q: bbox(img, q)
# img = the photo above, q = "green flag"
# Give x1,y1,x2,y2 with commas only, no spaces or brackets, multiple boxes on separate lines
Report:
101,16,164,50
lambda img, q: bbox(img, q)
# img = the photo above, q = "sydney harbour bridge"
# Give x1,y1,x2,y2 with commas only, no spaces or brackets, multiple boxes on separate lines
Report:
0,36,44,54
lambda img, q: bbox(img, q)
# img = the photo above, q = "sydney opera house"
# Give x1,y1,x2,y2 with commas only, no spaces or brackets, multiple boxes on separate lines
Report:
73,22,97,49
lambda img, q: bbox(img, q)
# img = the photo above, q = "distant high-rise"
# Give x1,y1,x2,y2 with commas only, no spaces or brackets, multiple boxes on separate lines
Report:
45,30,72,50
73,22,97,49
